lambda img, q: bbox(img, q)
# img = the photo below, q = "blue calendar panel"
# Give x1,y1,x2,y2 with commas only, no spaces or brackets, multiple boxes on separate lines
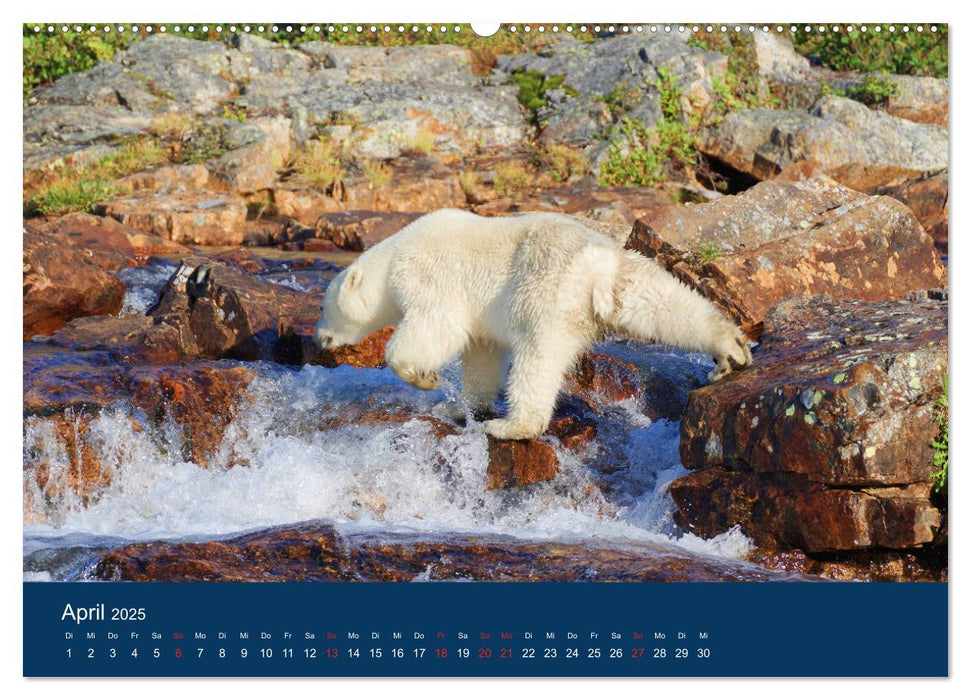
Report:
24,583,947,677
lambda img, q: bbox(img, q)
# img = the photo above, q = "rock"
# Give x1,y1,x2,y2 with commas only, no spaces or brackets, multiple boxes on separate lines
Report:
272,187,345,224
308,327,394,369
700,95,948,191
208,116,292,194
875,172,949,253
96,190,247,246
752,32,814,84
547,396,599,451
40,315,185,364
626,176,946,338
672,294,947,553
341,158,467,212
495,34,727,145
882,74,949,127
150,257,320,362
486,437,560,490
315,211,422,251
565,352,644,404
475,183,670,225
23,227,126,339
37,213,136,271
748,545,946,582
90,520,783,582
117,164,210,192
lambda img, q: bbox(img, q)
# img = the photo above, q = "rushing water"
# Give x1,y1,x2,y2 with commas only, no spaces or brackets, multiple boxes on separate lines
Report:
24,343,766,581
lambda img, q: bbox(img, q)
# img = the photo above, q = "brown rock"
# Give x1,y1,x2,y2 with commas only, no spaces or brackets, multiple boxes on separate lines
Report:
38,213,137,271
96,190,247,246
23,227,126,339
486,437,559,490
626,177,946,338
475,184,670,223
547,396,598,451
91,521,777,582
308,326,394,369
315,211,423,251
341,158,466,212
670,470,942,553
748,545,947,582
41,315,185,364
565,352,644,405
149,257,322,363
671,294,947,554
272,187,344,225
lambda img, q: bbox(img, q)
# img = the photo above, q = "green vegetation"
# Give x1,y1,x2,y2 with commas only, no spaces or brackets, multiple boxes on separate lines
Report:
400,127,437,156
23,28,131,97
536,144,591,183
599,81,643,120
178,122,232,164
510,71,577,126
790,25,947,79
599,68,698,187
493,161,534,197
362,160,392,189
24,137,167,216
697,241,721,264
930,377,948,492
291,139,345,191
846,73,899,107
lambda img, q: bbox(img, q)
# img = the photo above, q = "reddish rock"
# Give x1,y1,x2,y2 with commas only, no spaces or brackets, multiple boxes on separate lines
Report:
486,437,559,490
475,184,670,223
91,521,772,582
315,211,423,251
671,294,947,554
23,227,125,339
38,213,137,271
213,247,270,273
626,177,946,339
341,158,466,212
547,397,598,451
272,187,344,225
126,364,256,466
150,257,320,362
307,326,394,369
42,315,186,364
748,545,947,582
96,190,247,246
875,172,949,253
565,352,644,405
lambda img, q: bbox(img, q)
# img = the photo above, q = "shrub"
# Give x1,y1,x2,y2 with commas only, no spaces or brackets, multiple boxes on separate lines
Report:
930,377,948,492
790,25,947,79
539,144,591,182
400,127,437,156
149,112,194,141
291,139,345,191
363,160,392,189
510,70,577,127
846,73,899,107
493,161,534,198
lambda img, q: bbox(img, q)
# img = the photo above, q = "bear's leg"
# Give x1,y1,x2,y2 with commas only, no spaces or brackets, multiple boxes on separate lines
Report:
385,312,469,391
484,333,584,440
460,342,506,420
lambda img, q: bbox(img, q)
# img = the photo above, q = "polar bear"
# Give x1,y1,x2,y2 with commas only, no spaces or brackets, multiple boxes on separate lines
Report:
314,209,751,440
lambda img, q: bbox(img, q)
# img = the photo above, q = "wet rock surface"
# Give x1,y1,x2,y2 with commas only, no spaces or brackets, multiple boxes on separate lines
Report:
672,294,947,562
90,521,803,583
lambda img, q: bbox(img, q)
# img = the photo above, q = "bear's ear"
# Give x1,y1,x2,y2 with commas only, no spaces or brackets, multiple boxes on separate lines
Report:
345,266,363,292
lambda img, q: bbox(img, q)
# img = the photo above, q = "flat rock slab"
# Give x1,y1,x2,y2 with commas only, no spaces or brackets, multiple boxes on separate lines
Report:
97,191,247,246
316,211,424,251
90,521,787,582
671,294,947,553
700,95,947,192
626,176,946,338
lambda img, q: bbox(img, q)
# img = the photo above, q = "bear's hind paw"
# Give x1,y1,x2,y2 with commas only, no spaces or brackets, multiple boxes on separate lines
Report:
484,418,544,441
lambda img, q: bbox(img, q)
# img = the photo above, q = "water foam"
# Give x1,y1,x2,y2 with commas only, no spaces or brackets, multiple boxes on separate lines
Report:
24,359,752,568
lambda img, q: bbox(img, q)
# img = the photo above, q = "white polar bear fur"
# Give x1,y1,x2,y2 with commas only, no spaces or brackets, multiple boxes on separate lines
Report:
314,209,751,440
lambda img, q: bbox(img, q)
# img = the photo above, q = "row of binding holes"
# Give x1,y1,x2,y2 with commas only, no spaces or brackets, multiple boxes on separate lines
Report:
31,24,941,34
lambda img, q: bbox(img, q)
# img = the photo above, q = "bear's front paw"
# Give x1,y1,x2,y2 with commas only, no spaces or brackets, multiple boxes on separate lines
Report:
484,418,544,441
398,367,441,391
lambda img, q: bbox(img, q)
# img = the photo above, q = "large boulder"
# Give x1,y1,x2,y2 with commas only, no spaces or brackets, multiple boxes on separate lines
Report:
625,176,946,338
671,294,947,555
23,226,126,339
700,95,947,192
149,257,320,362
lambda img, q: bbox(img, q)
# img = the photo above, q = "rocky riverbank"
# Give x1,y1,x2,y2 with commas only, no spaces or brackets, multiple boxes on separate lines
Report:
23,29,947,581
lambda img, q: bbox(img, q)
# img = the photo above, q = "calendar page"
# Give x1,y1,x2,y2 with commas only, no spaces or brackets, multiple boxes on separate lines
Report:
22,20,948,677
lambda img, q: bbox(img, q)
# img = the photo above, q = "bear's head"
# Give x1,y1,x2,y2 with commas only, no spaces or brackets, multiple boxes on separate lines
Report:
314,264,378,349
